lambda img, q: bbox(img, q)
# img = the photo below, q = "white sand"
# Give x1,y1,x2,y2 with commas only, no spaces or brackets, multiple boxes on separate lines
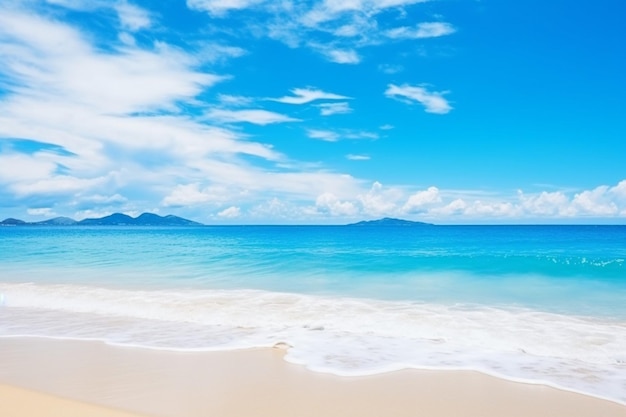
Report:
1,337,625,417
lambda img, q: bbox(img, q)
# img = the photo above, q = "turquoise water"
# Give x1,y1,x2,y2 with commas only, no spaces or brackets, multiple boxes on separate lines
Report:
1,225,625,403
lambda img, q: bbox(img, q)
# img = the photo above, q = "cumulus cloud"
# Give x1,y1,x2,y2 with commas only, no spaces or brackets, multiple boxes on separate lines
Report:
310,180,626,222
316,192,358,216
358,182,402,216
385,84,452,114
571,186,619,216
218,206,241,218
518,190,570,216
402,186,442,213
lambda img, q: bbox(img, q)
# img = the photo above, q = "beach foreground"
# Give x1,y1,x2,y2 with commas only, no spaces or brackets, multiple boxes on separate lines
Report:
1,337,625,417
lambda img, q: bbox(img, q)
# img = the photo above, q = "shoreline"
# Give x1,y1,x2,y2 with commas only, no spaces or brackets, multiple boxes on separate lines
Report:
1,337,625,417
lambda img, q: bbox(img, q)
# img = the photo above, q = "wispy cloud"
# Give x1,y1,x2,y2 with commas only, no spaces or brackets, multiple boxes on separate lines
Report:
320,47,361,64
317,102,352,116
346,154,370,160
385,22,456,39
218,94,254,107
197,43,247,63
270,88,350,104
187,0,449,64
307,129,378,141
307,129,339,142
2,4,366,219
114,1,152,31
205,109,301,125
385,83,452,114
186,0,266,16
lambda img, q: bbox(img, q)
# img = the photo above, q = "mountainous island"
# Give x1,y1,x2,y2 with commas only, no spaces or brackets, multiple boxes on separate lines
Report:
0,213,202,226
347,217,434,227
1,214,432,227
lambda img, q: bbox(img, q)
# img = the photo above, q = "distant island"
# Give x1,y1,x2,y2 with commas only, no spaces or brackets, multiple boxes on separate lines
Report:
1,214,434,227
0,213,202,227
347,217,434,227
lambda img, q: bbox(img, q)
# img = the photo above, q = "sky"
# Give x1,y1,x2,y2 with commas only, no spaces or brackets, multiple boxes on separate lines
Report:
0,0,625,224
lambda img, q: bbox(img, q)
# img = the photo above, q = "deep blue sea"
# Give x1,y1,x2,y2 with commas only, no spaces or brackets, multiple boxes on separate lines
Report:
1,225,625,403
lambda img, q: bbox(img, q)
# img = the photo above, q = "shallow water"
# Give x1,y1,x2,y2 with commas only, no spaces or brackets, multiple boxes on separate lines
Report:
1,225,625,403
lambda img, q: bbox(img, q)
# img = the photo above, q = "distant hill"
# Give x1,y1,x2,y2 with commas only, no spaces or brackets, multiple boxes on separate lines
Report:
34,216,77,226
347,217,434,227
1,213,202,226
0,218,27,226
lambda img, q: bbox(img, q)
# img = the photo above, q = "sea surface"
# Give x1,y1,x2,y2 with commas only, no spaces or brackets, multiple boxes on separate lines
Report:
0,225,625,404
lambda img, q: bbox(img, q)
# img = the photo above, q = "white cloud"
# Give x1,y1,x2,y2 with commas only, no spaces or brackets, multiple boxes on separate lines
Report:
218,206,241,218
611,180,626,200
79,193,128,204
162,184,233,207
12,174,112,197
571,186,619,216
205,109,300,125
114,1,151,31
185,0,451,68
27,207,57,217
303,0,430,26
198,43,247,63
402,186,442,213
385,83,453,114
385,22,456,39
316,192,358,216
346,154,370,160
270,88,350,105
308,129,339,142
434,198,467,216
0,10,225,115
323,48,361,64
317,102,352,116
358,182,402,216
307,129,378,142
218,94,254,107
186,0,266,16
518,190,570,216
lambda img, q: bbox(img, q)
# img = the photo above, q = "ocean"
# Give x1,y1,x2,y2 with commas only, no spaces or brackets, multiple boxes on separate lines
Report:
0,225,625,404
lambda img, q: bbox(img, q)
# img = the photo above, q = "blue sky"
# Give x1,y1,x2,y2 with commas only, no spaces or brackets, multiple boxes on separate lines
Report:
0,0,625,224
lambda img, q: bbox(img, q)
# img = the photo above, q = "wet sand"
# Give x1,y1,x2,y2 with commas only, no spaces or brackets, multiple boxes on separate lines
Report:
1,337,625,417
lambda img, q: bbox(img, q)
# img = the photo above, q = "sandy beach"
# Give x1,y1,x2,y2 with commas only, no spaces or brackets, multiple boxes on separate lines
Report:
1,337,625,417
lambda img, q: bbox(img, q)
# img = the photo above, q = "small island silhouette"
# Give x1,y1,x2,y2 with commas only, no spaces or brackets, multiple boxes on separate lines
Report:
0,212,202,226
347,217,434,227
1,214,433,227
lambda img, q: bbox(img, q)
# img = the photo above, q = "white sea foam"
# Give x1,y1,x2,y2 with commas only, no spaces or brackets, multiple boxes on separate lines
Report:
0,282,625,405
